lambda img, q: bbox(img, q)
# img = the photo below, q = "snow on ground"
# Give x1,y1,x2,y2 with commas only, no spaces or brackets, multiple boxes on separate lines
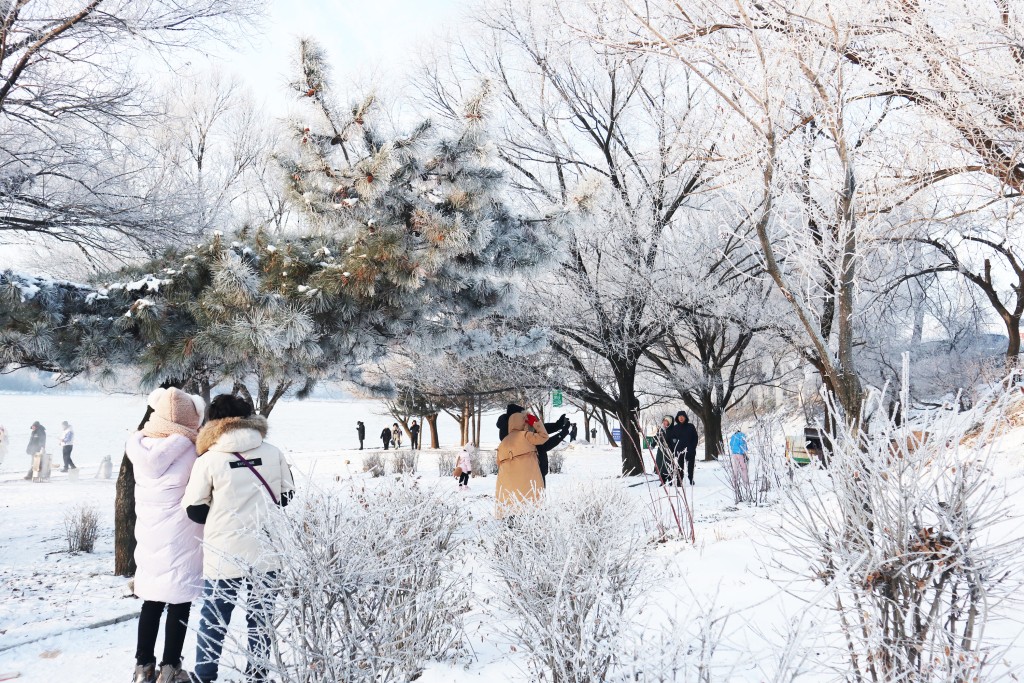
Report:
0,392,1022,681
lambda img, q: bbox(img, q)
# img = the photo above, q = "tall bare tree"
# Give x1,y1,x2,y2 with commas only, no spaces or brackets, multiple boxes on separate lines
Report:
0,0,260,256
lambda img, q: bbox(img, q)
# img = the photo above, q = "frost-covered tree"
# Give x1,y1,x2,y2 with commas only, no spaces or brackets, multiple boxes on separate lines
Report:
0,0,260,256
423,0,728,474
278,39,565,364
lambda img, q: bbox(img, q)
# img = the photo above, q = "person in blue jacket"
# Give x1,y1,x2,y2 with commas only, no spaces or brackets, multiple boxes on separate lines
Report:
729,430,748,461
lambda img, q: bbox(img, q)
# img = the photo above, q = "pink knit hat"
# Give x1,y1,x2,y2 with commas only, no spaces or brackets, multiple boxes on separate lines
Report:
141,388,205,442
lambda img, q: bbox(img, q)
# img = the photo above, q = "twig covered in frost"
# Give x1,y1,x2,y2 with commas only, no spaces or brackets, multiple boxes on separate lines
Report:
210,480,468,682
484,485,649,682
719,415,785,506
773,379,1024,682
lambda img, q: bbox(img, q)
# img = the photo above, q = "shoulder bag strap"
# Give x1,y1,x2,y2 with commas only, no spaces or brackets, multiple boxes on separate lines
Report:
231,452,279,505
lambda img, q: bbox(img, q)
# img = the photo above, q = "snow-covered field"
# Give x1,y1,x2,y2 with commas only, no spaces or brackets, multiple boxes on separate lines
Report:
1,392,1023,681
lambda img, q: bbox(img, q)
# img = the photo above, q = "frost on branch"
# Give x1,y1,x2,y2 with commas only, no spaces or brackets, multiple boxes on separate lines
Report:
775,380,1024,682
212,481,468,682
484,486,648,682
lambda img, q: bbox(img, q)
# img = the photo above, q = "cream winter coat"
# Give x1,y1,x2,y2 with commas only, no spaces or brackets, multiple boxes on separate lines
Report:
182,416,295,580
126,432,204,604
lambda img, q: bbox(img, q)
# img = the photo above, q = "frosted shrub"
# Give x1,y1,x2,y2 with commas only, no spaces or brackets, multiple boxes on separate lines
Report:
720,417,784,506
469,447,490,477
547,448,565,474
437,450,457,477
391,449,417,474
219,481,468,682
64,503,100,553
485,486,647,682
362,451,385,477
621,605,811,682
778,384,1023,682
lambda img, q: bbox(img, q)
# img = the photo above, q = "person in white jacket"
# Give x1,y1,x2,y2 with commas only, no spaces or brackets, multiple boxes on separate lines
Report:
126,387,206,683
182,394,295,683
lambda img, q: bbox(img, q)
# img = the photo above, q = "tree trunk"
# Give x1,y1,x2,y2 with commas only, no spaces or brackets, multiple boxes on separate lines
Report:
115,405,154,577
616,406,645,475
426,413,440,448
597,409,618,448
1005,314,1021,368
474,402,482,447
701,404,723,462
582,403,592,443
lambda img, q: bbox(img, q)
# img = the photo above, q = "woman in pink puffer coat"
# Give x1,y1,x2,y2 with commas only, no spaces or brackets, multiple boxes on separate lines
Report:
125,387,206,683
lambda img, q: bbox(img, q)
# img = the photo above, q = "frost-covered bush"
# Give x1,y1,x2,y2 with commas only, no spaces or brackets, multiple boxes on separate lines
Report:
218,482,468,682
547,448,565,474
391,449,417,475
469,448,490,477
720,417,784,506
777,384,1024,682
485,486,647,682
437,450,457,477
362,451,385,477
64,503,100,553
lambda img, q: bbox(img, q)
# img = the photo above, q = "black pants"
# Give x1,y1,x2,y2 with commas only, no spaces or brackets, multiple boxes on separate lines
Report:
383,440,390,450
676,452,696,485
136,600,191,667
411,435,419,449
358,438,364,450
62,445,75,469
458,471,470,486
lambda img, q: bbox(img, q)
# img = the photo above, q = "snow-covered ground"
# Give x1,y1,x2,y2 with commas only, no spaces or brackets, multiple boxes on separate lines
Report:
1,392,1022,681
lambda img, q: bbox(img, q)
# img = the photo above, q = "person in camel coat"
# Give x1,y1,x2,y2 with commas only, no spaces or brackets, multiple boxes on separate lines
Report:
495,411,549,518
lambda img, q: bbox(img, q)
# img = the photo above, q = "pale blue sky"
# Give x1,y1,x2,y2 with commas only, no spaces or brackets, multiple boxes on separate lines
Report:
218,0,472,111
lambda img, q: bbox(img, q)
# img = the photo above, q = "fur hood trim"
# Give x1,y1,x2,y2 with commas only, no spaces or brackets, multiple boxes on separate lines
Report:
197,415,269,455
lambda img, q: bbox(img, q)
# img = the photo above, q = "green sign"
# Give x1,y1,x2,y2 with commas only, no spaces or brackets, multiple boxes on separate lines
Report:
552,390,563,408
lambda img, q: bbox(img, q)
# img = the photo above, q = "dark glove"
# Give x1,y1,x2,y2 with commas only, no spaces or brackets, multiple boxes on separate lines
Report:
558,414,569,429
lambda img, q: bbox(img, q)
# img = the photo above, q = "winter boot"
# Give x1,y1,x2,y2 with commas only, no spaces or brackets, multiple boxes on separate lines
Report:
133,663,157,683
156,664,191,683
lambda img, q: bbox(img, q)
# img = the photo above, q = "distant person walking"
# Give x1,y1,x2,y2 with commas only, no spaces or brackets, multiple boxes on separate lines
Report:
126,388,206,683
569,423,578,442
183,394,295,683
59,421,76,472
392,424,403,449
356,421,365,450
667,411,699,486
380,427,391,450
23,421,45,480
410,420,420,450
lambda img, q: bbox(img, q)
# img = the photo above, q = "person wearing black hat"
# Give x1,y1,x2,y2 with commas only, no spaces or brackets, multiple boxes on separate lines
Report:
496,404,568,483
23,421,46,480
356,421,366,450
666,411,699,486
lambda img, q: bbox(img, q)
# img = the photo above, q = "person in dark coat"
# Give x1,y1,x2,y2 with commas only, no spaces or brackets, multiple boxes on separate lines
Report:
410,420,420,450
666,411,699,486
569,423,578,442
496,403,525,441
380,427,391,450
654,415,672,484
24,421,46,480
357,421,366,450
536,415,569,483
